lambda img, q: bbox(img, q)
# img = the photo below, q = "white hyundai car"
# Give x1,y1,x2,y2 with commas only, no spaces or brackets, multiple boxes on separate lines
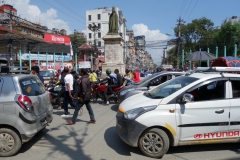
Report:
116,67,240,158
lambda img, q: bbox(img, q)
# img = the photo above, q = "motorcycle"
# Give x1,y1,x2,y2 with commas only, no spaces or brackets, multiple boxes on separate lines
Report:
91,83,125,103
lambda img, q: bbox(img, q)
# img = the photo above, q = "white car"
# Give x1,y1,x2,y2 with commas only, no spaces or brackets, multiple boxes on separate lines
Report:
116,67,240,158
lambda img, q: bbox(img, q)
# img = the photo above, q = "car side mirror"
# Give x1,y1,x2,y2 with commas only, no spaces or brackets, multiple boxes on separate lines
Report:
178,93,194,104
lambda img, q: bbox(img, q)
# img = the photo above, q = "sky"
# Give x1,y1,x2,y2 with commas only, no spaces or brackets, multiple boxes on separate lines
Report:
4,0,240,64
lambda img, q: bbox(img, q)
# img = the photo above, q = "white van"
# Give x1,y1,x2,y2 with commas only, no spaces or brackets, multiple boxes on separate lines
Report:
116,67,240,158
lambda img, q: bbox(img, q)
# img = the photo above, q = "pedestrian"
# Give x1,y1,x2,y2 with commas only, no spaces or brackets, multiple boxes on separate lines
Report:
31,66,44,84
67,69,96,124
61,67,78,117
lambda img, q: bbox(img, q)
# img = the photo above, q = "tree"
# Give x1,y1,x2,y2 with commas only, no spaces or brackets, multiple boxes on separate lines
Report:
215,22,240,57
70,32,86,56
174,17,216,52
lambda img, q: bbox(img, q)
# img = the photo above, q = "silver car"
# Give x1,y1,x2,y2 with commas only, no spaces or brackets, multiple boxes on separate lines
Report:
0,74,53,157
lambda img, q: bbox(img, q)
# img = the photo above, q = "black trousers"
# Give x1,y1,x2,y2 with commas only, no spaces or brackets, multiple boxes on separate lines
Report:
104,84,118,102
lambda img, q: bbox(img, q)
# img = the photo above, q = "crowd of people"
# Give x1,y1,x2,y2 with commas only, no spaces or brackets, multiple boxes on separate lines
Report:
30,66,144,125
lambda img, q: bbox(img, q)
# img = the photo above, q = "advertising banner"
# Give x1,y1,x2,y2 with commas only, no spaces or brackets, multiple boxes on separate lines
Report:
40,62,72,70
44,33,71,45
21,53,71,61
78,61,91,68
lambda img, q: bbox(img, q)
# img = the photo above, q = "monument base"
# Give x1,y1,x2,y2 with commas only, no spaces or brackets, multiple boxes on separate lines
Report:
101,63,125,77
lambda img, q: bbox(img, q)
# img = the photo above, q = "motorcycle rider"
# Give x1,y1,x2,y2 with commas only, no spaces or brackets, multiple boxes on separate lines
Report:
99,69,122,105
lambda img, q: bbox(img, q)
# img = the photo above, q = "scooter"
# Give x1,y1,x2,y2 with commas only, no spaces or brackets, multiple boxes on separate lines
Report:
91,83,125,103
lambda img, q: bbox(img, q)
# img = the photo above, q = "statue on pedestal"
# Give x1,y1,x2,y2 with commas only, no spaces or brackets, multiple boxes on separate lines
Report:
108,7,118,35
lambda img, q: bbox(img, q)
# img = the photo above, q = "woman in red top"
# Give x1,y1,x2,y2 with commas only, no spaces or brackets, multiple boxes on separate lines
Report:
133,70,140,83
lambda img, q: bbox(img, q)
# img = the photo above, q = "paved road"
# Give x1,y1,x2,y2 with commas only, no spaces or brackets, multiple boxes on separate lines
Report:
2,103,240,160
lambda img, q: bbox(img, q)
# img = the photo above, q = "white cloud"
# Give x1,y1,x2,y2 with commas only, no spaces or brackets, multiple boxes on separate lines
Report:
132,24,169,64
5,0,71,34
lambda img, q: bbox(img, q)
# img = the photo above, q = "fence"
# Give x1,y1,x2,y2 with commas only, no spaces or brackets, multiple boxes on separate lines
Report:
181,44,238,69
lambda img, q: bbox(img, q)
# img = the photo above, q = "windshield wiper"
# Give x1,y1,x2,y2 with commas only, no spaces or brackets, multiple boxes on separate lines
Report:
152,96,165,99
144,91,152,97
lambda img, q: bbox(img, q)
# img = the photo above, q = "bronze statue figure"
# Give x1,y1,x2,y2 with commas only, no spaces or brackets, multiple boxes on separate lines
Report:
108,7,118,35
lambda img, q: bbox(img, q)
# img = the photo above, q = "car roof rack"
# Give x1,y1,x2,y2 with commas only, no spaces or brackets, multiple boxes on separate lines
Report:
195,67,240,72
0,66,29,74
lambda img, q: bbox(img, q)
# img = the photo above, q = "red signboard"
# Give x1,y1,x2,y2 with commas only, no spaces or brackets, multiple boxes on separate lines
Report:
44,33,70,45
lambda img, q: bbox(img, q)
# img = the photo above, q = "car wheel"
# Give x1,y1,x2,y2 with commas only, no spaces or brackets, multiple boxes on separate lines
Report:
139,128,169,158
0,128,22,157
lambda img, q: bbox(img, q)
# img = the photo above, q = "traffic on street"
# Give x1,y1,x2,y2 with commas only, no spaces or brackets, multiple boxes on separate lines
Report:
1,0,240,160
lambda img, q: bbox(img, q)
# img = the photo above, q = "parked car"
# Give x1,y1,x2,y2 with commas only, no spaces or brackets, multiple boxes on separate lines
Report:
119,72,184,103
39,70,56,84
0,73,53,157
116,67,240,158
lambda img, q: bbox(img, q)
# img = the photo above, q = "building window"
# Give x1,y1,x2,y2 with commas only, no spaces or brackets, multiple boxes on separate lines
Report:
98,32,101,38
98,41,101,47
89,33,92,39
98,23,101,29
97,14,101,20
88,15,91,21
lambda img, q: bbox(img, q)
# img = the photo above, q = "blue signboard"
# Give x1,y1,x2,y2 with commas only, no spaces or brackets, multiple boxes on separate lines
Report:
21,53,71,61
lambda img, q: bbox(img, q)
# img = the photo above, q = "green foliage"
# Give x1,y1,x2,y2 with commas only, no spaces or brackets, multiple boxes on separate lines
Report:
215,22,240,56
171,17,240,63
70,33,86,55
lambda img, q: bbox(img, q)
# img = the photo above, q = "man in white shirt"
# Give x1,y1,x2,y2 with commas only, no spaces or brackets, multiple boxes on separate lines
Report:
61,67,78,117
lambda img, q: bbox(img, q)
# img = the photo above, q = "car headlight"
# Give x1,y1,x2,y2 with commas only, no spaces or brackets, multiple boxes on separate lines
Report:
124,105,157,120
120,88,135,96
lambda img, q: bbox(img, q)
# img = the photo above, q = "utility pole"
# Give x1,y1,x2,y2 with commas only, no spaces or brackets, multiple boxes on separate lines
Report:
88,23,100,70
8,10,14,65
176,17,185,69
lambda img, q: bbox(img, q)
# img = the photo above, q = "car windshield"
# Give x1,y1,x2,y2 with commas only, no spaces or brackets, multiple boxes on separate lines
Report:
135,73,160,85
39,70,54,77
146,76,199,99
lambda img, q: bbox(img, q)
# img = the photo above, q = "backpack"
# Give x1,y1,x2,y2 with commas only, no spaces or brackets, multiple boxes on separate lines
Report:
109,73,118,85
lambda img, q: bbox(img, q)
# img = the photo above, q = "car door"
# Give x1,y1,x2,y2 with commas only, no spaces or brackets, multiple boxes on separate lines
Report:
176,78,230,141
229,78,240,137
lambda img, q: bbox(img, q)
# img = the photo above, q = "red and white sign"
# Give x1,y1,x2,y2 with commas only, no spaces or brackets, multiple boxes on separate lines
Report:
194,131,240,139
44,34,71,45
40,62,72,70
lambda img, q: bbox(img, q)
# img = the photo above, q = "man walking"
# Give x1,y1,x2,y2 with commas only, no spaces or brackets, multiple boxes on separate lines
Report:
67,69,96,124
61,67,78,117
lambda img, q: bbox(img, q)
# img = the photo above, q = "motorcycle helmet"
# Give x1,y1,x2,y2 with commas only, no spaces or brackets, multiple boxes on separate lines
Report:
106,69,111,75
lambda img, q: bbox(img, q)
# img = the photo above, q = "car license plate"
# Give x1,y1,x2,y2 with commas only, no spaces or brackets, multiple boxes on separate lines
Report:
41,118,47,126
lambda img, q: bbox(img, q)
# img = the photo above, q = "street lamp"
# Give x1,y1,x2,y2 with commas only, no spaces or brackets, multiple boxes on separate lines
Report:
88,23,100,70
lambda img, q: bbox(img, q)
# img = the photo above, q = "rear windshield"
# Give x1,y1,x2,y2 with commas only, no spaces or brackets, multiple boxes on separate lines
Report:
39,70,54,77
19,77,45,96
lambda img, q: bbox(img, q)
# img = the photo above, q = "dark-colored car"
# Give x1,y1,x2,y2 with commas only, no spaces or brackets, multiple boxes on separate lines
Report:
39,70,56,84
119,72,185,103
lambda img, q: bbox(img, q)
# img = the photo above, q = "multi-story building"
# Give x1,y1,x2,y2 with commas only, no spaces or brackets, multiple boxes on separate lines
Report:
0,4,17,20
0,3,71,68
125,29,135,68
86,7,127,55
223,16,240,25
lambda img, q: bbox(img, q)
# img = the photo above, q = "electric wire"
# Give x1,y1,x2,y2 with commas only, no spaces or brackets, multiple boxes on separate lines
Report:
183,0,193,19
42,0,86,26
186,0,199,22
53,0,86,21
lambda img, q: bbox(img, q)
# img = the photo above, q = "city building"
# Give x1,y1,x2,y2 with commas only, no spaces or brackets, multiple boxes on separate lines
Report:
125,29,136,68
0,4,17,20
86,7,127,54
222,16,240,25
0,3,72,69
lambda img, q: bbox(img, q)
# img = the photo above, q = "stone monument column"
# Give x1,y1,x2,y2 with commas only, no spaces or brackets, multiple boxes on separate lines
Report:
101,7,125,76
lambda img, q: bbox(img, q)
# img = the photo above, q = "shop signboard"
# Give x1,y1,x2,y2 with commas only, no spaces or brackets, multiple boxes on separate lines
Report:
40,62,72,70
21,53,71,61
44,33,71,45
78,61,91,68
